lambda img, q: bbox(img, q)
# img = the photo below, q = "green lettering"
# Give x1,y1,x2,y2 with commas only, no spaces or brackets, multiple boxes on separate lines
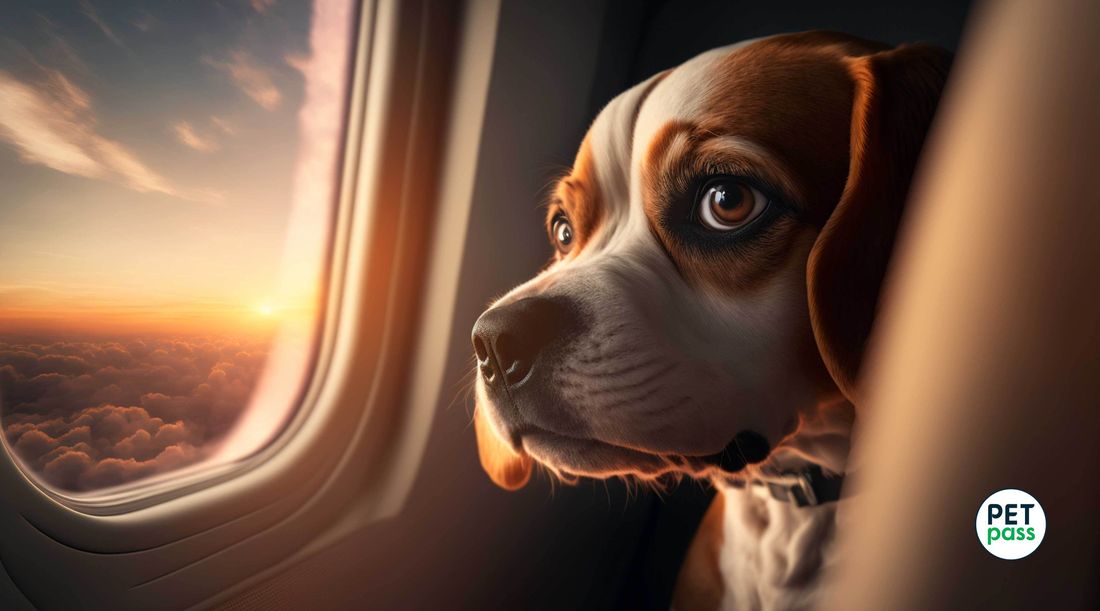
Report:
1002,526,1015,541
1027,527,1036,540
988,527,1000,544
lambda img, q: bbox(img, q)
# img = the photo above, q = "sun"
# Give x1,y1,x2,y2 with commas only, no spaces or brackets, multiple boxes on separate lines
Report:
257,303,275,317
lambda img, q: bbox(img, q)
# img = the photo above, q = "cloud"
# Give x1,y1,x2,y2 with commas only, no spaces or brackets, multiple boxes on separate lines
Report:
78,0,127,49
205,51,281,111
132,10,157,33
0,72,100,177
210,116,238,136
35,15,92,76
1,335,268,491
41,69,90,111
250,0,277,15
172,121,219,153
0,68,204,200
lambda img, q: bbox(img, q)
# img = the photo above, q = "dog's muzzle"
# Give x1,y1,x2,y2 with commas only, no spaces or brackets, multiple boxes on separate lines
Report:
473,296,574,388
472,296,582,431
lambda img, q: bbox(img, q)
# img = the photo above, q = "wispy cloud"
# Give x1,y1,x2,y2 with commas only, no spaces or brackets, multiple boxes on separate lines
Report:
34,15,92,76
132,10,157,33
172,121,219,153
42,69,90,110
210,116,238,136
250,0,277,15
0,68,206,200
78,0,127,50
204,51,281,111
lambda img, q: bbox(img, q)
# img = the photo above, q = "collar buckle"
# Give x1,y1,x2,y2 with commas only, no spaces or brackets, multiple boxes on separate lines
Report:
766,472,819,506
731,465,844,506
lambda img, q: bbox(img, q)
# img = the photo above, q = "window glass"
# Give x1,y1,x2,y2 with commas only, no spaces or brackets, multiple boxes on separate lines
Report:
0,0,356,494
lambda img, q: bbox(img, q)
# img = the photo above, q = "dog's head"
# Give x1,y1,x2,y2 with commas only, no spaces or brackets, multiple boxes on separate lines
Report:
471,32,950,490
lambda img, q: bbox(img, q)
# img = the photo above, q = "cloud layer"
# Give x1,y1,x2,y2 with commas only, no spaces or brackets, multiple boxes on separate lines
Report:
1,334,267,491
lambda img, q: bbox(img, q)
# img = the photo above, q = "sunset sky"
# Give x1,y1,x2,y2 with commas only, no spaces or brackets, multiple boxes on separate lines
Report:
0,0,354,492
0,0,338,335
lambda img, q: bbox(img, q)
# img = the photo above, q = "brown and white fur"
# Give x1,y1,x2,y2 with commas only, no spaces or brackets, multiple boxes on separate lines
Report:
470,32,950,610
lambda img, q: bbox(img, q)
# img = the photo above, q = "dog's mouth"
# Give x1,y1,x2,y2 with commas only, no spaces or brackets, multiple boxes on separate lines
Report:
518,427,770,481
521,430,696,479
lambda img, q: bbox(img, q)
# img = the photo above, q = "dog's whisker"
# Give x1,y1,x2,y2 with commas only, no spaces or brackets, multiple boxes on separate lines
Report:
563,355,665,377
629,395,693,418
560,362,677,398
564,385,681,418
560,359,676,386
449,369,480,418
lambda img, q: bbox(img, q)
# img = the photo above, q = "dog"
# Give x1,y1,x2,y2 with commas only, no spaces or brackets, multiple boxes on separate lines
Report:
470,31,950,610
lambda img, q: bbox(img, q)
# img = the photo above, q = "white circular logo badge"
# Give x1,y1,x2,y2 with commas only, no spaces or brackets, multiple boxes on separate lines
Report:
976,488,1045,559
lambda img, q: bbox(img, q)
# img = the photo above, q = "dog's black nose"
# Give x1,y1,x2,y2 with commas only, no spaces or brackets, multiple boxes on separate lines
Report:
472,296,575,388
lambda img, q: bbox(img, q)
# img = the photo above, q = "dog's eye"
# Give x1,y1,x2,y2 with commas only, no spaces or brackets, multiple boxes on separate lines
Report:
697,180,768,230
552,215,574,253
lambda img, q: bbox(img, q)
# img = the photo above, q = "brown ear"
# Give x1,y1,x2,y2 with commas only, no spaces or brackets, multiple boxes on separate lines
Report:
807,44,952,403
474,404,532,490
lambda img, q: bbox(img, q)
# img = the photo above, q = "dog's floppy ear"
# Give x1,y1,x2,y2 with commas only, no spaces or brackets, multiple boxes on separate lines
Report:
807,44,952,403
474,404,532,490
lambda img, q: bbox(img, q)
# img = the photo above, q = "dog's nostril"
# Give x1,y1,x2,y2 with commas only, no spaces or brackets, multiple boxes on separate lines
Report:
504,358,532,385
472,334,489,362
478,360,495,382
471,296,578,388
472,327,505,385
492,333,534,385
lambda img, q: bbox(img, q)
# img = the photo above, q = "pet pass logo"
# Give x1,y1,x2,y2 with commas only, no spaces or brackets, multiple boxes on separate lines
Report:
976,488,1046,559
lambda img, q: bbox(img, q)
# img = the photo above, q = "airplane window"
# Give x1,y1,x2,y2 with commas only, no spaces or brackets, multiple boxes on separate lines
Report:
0,0,356,494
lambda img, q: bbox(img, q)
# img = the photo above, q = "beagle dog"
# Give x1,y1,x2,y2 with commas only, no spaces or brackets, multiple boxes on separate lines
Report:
471,32,950,610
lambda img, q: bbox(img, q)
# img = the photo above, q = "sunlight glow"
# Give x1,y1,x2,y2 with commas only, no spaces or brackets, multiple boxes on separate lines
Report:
0,0,355,493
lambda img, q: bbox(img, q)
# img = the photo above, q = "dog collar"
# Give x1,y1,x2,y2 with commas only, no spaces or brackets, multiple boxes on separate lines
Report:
726,465,845,507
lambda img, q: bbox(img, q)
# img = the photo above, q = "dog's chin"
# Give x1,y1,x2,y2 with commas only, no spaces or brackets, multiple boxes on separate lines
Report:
520,430,709,480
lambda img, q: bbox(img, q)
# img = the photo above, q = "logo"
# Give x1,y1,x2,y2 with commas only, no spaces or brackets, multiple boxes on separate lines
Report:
976,488,1045,559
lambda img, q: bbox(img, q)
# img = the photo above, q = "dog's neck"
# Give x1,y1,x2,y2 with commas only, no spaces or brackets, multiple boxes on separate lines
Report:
760,395,854,477
710,478,848,610
706,395,855,487
705,397,854,610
